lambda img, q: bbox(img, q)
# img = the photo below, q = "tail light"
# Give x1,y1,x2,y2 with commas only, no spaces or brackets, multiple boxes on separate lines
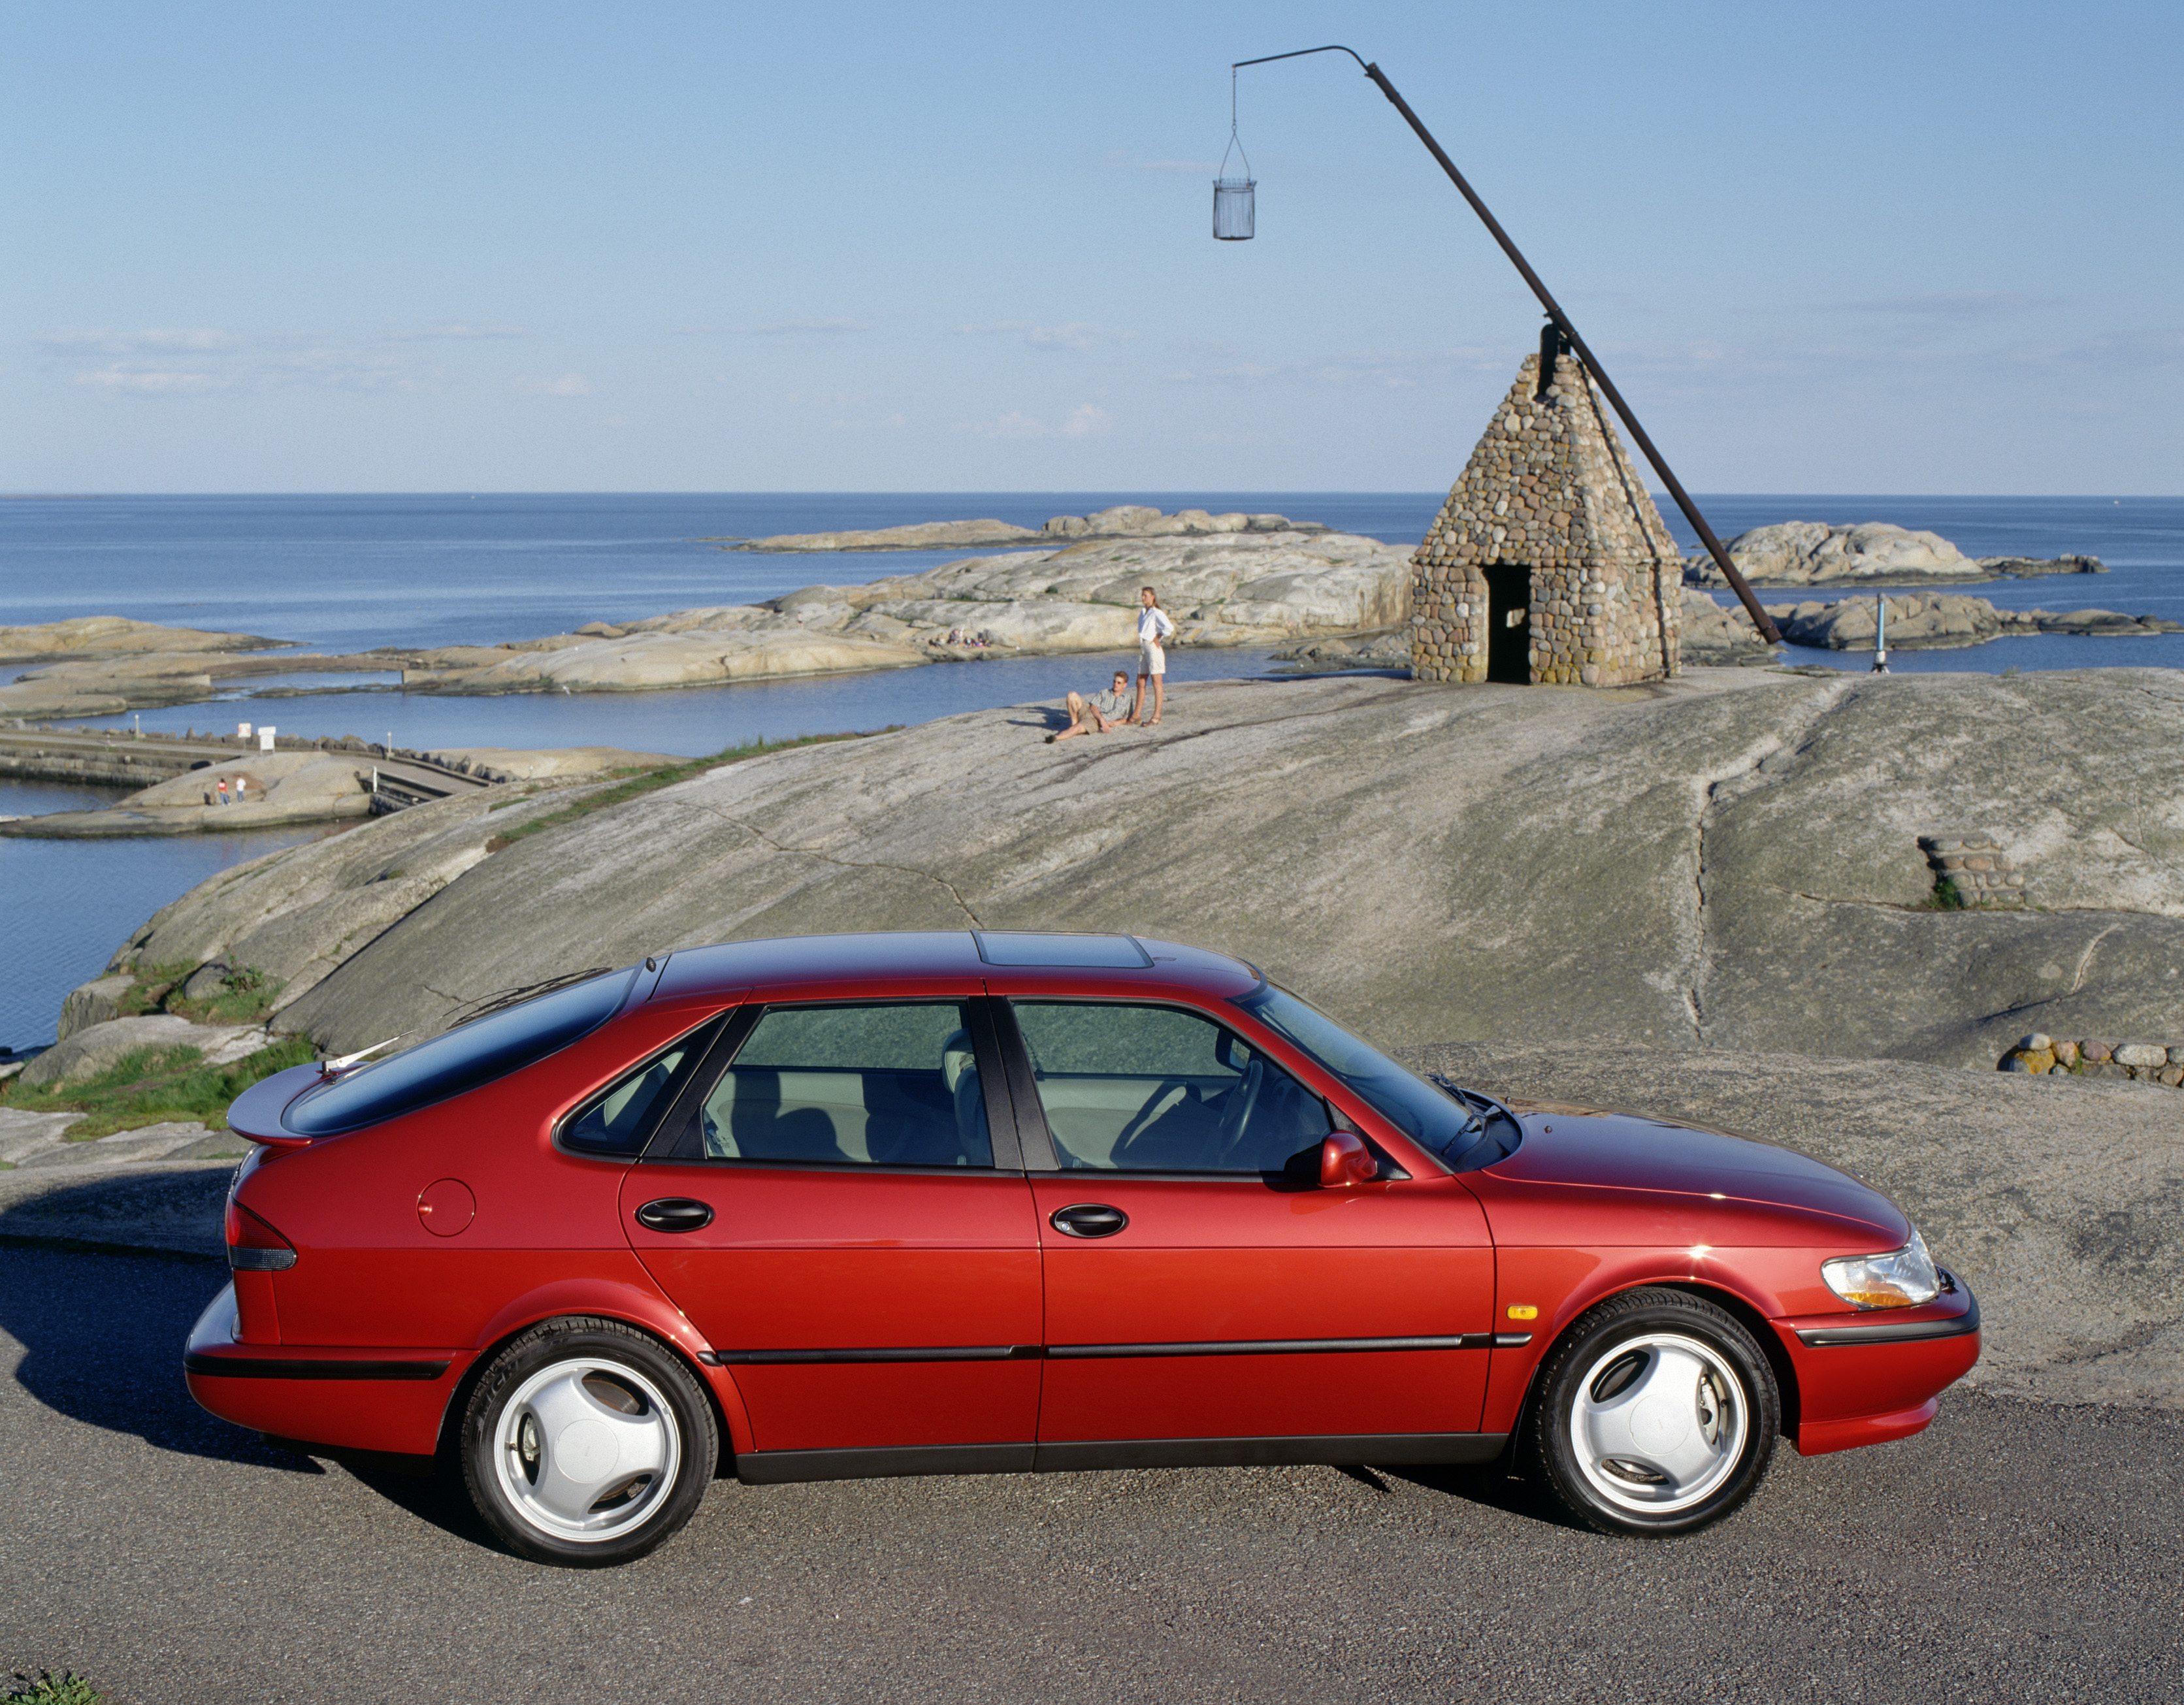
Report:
225,1201,298,1271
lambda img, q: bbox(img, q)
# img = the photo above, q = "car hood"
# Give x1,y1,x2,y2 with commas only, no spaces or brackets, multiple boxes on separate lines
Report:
1481,1098,1909,1245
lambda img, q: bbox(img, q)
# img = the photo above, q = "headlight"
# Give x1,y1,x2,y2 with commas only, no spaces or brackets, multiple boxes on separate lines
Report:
1821,1227,1940,1310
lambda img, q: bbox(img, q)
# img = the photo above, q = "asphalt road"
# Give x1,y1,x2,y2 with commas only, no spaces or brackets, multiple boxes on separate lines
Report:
4,1244,2180,1704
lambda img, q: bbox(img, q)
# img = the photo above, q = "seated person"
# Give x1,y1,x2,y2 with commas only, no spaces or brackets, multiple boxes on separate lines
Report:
1048,670,1132,743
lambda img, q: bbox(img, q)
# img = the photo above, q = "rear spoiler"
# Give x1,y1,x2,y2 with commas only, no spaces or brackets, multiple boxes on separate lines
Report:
224,1062,327,1151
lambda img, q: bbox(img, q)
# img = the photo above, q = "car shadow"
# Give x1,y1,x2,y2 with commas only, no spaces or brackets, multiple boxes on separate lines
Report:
0,1237,530,1551
1375,1461,1599,1534
0,1238,326,1475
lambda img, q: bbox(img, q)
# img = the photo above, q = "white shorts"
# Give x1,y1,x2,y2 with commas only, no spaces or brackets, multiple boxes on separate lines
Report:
1138,641,1166,677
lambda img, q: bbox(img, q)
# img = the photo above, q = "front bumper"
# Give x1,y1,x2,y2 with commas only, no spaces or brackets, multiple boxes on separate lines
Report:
1775,1276,1982,1457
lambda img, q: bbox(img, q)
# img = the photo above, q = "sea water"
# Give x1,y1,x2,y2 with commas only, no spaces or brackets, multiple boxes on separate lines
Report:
4,493,2178,1048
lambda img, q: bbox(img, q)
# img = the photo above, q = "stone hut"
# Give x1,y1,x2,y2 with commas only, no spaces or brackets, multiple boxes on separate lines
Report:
1410,349,1682,686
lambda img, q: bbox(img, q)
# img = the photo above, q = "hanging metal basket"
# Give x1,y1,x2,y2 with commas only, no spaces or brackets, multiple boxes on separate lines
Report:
1212,176,1256,240
1212,82,1255,241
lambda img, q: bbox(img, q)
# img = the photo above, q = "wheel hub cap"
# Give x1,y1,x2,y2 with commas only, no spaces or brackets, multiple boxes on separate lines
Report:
1571,1332,1748,1515
491,1357,680,1544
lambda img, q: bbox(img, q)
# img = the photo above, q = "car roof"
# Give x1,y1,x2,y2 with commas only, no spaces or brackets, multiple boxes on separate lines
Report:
648,931,1261,1003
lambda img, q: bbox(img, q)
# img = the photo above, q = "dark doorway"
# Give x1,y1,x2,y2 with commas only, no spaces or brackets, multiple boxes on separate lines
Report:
1484,562,1531,684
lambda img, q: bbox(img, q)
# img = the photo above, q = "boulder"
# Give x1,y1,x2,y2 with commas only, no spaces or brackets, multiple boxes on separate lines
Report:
57,973,135,1041
1676,589,1777,664
16,1016,263,1089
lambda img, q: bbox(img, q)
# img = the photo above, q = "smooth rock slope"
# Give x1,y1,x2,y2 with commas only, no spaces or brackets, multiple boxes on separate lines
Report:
75,667,2175,1069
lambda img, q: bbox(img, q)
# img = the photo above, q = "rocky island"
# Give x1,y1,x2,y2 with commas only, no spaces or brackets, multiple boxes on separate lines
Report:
707,504,1330,552
1685,521,2104,588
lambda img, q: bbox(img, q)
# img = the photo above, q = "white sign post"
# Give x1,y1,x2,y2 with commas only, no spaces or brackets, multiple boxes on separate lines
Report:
259,726,277,752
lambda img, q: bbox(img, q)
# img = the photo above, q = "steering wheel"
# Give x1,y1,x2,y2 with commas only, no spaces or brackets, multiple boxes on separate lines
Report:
1214,1058,1266,1166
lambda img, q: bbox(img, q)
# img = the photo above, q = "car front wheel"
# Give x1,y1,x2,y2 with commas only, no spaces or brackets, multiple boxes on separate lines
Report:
1529,1288,1779,1536
459,1316,717,1565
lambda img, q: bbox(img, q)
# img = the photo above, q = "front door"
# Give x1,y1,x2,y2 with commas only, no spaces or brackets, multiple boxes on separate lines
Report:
624,996,1042,1474
1485,561,1531,683
1001,998,1495,1465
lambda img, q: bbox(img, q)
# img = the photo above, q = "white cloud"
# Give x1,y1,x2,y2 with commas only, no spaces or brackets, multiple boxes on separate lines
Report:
959,321,1133,351
1165,346,1503,389
736,317,871,337
33,322,521,395
1837,290,2045,319
41,327,242,355
964,403,1111,440
389,321,528,341
517,374,593,396
75,365,229,395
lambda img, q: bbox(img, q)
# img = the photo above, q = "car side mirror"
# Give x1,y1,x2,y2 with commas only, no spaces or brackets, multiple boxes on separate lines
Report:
1319,1131,1376,1189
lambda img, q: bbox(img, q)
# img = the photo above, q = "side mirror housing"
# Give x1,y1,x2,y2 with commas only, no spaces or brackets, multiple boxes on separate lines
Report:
1319,1130,1376,1188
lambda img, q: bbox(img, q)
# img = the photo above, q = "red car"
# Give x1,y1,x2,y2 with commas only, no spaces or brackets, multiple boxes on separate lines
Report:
187,932,1979,1565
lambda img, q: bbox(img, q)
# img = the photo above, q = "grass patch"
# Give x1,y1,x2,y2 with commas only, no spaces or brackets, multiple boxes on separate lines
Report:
7,1672,104,1704
1923,875,1968,911
481,731,890,854
0,1035,318,1139
117,961,283,1026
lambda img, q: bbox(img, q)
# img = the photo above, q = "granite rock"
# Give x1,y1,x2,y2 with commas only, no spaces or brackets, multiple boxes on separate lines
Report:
204,668,2184,1077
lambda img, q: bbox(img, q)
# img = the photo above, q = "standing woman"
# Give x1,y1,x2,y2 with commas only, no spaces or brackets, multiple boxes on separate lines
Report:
1130,586,1176,726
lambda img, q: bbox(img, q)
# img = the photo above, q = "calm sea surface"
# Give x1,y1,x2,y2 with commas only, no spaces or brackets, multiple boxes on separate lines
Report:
3,492,2178,1048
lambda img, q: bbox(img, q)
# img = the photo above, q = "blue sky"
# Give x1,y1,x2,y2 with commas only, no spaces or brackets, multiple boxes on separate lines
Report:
5,0,2179,493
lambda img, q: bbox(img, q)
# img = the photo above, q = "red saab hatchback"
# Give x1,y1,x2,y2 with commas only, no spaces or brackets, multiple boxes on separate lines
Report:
186,932,1979,1565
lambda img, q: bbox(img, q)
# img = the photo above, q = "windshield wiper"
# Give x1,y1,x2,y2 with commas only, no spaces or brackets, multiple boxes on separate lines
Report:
1427,1072,1487,1139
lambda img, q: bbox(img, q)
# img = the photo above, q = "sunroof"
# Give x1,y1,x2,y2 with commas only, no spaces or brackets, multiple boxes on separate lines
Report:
973,932,1154,969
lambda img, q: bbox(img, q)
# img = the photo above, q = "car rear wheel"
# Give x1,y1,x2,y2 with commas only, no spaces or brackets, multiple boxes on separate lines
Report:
459,1317,717,1565
1529,1288,1778,1536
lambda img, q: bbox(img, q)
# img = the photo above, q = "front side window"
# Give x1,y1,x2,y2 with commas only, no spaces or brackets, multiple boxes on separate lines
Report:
695,1001,992,1167
1011,1001,1329,1173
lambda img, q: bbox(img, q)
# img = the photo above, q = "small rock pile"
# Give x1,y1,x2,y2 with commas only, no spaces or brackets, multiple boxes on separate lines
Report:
2002,1034,2184,1087
1919,834,2027,906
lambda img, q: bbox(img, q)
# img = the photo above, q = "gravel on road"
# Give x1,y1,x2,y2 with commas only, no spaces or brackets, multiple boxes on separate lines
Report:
4,1246,2180,1704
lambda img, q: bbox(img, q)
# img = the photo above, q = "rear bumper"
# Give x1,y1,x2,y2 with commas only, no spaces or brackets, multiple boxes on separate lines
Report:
1776,1278,1982,1458
183,1283,472,1456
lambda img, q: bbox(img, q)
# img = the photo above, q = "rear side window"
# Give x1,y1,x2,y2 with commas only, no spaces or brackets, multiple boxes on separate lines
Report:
560,1019,722,1156
284,969,637,1137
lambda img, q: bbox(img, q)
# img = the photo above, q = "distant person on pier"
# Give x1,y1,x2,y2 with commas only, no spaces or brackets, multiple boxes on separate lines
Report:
1047,670,1132,743
1130,587,1175,726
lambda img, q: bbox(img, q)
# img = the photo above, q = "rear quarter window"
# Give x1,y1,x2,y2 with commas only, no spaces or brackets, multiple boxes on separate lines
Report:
283,969,638,1137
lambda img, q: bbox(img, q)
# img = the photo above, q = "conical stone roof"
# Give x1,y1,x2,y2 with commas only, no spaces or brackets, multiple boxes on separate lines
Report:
1410,349,1682,686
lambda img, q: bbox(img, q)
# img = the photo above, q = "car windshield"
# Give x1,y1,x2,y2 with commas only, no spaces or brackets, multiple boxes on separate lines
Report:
284,968,637,1136
1230,984,1516,1169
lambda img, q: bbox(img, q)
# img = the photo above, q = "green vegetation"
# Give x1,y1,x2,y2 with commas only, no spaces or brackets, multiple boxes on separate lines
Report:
1925,874,1968,911
117,961,283,1026
6,1672,103,1704
481,731,889,854
0,1035,317,1139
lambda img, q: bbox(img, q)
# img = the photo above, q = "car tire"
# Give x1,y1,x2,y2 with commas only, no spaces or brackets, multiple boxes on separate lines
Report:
459,1316,717,1566
1527,1287,1779,1536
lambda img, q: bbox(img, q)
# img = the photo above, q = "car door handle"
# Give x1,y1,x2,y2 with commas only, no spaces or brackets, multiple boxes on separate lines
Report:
1050,1203,1128,1239
635,1197,715,1233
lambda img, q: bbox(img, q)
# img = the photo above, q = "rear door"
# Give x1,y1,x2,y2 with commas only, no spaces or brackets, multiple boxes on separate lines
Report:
1000,997,1497,1463
623,992,1043,1473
